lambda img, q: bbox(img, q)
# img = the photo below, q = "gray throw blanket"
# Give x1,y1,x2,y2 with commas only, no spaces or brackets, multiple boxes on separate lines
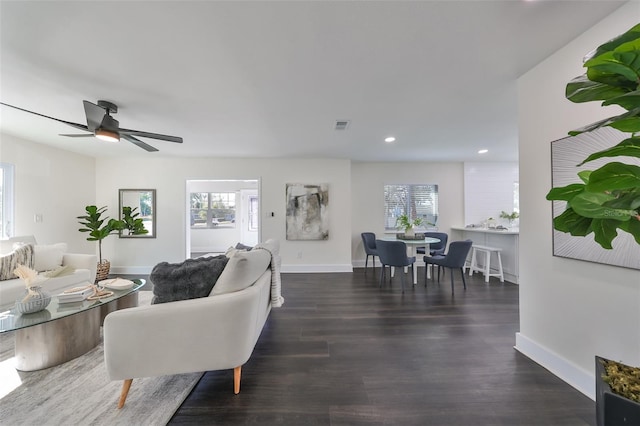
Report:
150,255,229,304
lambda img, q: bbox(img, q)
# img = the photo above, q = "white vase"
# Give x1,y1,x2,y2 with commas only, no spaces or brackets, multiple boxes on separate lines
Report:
405,227,415,238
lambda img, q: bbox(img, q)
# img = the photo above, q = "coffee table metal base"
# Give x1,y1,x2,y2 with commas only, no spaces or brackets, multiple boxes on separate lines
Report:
14,292,138,372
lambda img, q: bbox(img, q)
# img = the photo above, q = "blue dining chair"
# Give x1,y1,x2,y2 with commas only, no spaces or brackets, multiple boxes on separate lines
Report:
423,240,473,294
416,232,448,256
376,239,416,293
361,232,379,271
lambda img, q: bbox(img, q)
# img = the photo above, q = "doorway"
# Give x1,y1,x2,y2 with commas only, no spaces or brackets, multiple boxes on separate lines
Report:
186,179,260,258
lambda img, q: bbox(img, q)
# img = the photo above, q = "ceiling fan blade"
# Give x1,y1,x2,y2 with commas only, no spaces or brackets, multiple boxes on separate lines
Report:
1,102,89,132
120,128,183,144
83,100,106,132
60,133,94,138
122,134,159,152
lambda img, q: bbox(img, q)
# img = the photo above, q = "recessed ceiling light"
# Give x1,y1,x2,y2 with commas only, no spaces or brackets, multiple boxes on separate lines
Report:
478,149,488,154
384,137,396,143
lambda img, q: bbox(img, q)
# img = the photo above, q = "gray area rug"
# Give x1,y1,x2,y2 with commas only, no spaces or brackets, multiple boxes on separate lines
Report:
0,291,203,425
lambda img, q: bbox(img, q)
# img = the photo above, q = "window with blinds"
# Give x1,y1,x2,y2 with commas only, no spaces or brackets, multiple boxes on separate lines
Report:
384,184,439,230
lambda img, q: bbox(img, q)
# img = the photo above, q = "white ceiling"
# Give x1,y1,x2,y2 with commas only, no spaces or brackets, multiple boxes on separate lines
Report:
0,0,627,162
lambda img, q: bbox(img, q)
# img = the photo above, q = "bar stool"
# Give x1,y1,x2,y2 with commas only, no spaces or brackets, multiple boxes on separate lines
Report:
468,245,504,283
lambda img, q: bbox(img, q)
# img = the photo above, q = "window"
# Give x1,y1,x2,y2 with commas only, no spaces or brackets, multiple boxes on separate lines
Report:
513,181,520,213
384,184,438,230
0,163,15,239
190,192,236,229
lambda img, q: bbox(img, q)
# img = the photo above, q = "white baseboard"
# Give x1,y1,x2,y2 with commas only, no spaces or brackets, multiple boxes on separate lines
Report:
110,266,154,275
514,332,594,400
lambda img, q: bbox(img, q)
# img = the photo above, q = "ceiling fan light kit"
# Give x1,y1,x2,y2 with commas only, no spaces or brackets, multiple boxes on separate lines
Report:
0,100,183,152
95,128,120,143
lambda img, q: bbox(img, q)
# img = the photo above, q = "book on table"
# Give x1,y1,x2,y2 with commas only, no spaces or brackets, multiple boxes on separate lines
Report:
57,284,94,303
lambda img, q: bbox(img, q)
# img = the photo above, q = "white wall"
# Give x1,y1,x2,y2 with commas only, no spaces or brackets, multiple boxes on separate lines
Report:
464,162,518,227
96,157,353,274
351,162,464,265
517,2,640,399
0,133,96,252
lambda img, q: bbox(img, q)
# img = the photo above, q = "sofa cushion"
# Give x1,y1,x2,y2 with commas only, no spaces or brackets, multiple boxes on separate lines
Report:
212,249,271,295
150,255,229,304
34,243,67,272
0,244,34,281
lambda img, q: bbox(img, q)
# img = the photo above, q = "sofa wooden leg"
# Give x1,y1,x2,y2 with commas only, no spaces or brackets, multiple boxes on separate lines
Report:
234,366,242,394
118,379,133,409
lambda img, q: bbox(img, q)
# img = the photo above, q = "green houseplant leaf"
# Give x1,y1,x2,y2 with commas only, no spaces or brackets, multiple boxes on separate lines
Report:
586,162,640,192
552,207,593,236
577,137,640,166
545,183,585,201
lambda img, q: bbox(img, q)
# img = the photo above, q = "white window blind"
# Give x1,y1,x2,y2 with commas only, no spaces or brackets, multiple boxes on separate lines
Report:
384,184,438,230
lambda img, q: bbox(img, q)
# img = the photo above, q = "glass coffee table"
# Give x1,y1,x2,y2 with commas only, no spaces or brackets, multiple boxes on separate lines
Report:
0,279,144,371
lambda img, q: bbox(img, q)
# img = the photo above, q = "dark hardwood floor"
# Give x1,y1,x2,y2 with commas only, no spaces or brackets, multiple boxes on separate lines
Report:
165,267,595,426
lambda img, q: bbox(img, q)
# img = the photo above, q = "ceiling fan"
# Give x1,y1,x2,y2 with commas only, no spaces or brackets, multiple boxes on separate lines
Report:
0,100,183,152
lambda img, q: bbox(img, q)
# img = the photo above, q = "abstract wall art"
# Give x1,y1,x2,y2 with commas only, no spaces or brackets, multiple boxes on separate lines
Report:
550,127,640,270
285,183,329,241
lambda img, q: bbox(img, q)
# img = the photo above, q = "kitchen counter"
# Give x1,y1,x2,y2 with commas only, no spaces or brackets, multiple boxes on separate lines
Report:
450,226,519,235
450,226,519,284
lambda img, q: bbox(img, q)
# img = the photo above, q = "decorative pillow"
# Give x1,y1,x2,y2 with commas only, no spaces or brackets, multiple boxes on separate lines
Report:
0,244,34,280
235,242,253,251
34,243,67,272
212,249,271,295
150,255,229,304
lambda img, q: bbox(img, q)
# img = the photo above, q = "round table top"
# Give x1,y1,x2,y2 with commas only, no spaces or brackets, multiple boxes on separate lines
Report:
380,236,440,244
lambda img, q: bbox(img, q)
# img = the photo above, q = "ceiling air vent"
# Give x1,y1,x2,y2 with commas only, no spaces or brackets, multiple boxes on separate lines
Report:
335,120,350,130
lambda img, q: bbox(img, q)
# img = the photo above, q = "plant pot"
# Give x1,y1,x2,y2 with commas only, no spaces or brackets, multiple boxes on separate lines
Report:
405,227,415,238
596,355,640,426
96,260,111,282
15,286,51,314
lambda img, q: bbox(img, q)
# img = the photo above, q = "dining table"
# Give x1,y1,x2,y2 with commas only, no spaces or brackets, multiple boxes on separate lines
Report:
380,235,441,284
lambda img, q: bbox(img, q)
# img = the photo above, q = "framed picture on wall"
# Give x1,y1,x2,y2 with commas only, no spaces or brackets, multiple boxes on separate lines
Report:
285,183,329,241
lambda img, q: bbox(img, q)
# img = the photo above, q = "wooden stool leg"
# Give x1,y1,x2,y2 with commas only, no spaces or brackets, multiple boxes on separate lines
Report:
118,379,133,409
234,366,242,394
497,251,504,282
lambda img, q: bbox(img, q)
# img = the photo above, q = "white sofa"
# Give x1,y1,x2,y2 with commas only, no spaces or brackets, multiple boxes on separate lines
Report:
103,239,283,409
0,236,97,307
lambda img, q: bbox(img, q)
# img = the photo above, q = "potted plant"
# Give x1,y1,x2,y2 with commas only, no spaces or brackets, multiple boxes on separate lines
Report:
396,214,424,238
545,23,640,249
77,205,124,281
596,356,640,426
499,211,519,227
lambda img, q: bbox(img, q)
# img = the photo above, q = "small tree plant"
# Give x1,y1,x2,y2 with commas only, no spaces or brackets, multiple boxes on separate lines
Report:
77,205,123,264
546,23,640,249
